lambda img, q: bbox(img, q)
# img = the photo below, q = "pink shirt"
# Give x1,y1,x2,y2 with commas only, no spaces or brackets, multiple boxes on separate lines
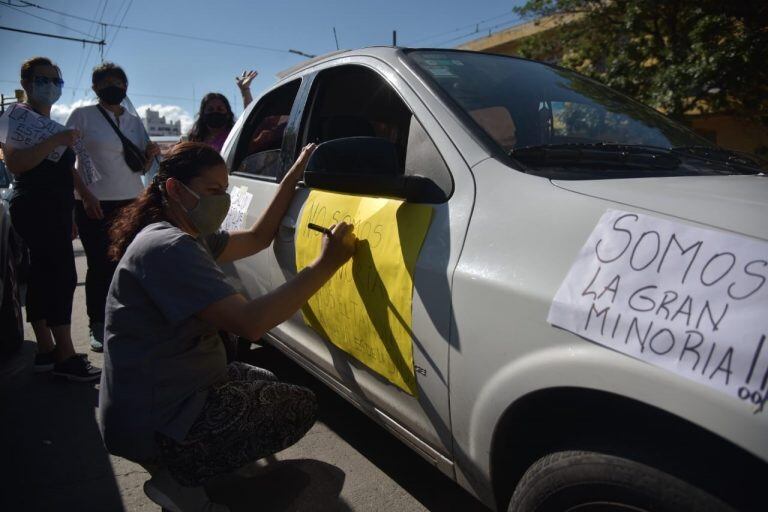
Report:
206,130,229,152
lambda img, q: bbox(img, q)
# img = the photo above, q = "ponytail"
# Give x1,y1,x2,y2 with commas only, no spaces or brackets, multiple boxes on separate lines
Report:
108,142,225,261
107,179,166,261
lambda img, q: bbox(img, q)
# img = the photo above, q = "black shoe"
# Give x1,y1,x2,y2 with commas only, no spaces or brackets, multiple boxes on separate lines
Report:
34,351,56,373
52,355,101,382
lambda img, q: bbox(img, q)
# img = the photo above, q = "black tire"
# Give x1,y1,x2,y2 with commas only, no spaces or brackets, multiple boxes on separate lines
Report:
508,451,734,512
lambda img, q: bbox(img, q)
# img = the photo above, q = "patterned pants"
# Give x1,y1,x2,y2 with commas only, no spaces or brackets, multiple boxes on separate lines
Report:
156,362,317,486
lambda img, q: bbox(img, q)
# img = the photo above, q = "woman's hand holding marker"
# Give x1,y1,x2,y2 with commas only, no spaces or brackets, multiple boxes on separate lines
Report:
316,222,356,271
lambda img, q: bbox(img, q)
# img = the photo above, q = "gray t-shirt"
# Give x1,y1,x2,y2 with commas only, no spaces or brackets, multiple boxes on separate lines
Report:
98,221,236,462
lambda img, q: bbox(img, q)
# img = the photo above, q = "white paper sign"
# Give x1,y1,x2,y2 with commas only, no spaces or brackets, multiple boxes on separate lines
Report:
0,103,66,162
548,209,768,415
0,104,101,185
221,185,253,231
73,137,101,185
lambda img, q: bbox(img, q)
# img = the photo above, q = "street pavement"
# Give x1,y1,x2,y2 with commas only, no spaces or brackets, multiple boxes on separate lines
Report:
0,239,490,512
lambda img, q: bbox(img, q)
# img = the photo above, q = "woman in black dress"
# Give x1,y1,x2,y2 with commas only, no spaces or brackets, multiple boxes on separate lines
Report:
3,57,100,381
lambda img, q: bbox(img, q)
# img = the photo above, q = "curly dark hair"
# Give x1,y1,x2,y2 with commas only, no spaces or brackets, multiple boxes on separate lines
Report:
108,142,225,261
92,61,128,85
187,92,235,142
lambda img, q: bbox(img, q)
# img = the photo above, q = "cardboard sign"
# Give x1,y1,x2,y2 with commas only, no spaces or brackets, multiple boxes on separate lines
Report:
548,210,768,415
295,190,433,395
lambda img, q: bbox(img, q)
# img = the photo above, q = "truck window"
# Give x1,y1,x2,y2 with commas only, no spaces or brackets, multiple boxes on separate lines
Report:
301,65,452,200
302,65,412,172
232,79,301,180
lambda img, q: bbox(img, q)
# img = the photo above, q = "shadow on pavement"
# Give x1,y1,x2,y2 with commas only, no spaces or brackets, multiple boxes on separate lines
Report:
241,344,490,512
208,458,350,512
0,341,125,512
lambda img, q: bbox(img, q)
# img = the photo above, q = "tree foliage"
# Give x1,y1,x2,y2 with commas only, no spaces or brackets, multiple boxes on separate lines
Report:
513,0,768,125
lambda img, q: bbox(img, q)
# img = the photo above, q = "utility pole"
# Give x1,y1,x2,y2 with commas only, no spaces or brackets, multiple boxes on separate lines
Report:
392,30,397,46
0,90,24,114
100,23,106,62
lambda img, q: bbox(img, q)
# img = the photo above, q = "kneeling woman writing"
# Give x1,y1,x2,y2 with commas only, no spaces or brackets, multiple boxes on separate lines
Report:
99,142,354,496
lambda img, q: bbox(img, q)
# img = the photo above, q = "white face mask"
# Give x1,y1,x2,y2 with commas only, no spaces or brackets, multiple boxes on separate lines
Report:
30,82,62,106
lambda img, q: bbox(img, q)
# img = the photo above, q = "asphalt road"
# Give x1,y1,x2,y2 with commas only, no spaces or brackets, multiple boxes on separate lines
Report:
0,239,490,512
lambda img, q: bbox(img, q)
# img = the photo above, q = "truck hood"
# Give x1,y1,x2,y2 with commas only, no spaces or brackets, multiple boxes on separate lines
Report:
552,175,768,241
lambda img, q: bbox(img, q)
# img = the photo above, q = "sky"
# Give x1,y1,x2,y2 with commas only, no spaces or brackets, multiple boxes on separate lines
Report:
0,0,527,132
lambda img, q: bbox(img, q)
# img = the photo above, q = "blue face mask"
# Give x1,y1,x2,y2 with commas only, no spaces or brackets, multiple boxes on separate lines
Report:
30,82,62,106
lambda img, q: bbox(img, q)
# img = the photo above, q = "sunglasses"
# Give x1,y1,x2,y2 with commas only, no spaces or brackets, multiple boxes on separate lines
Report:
32,76,65,87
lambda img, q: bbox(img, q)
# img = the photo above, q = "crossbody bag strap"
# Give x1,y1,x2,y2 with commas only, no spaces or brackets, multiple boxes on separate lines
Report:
96,105,131,144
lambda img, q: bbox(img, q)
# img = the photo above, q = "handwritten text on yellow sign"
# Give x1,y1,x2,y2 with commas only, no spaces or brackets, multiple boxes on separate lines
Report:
295,190,433,395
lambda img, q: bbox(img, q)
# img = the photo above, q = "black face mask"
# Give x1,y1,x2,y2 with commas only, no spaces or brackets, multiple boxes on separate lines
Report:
96,86,126,106
204,112,228,129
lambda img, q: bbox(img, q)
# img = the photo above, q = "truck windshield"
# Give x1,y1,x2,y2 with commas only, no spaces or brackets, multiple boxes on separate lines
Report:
406,50,711,152
405,50,766,177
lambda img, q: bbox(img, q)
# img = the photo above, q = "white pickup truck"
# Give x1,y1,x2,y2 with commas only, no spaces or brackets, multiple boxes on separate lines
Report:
220,47,767,512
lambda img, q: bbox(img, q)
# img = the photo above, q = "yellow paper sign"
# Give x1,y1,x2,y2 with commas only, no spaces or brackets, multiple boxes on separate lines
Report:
295,190,433,395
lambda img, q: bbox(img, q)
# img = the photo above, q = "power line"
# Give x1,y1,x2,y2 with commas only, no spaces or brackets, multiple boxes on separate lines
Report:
431,18,529,48
0,1,96,37
0,25,105,45
108,20,292,54
13,0,103,24
72,0,108,100
104,0,133,59
14,0,302,55
407,9,519,45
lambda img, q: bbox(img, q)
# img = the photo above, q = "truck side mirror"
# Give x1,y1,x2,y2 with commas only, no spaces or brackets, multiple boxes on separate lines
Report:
304,137,442,202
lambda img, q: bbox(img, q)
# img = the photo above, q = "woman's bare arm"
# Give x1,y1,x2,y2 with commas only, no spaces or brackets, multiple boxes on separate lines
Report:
216,143,317,263
4,129,78,174
72,168,104,219
198,222,355,339
236,70,257,109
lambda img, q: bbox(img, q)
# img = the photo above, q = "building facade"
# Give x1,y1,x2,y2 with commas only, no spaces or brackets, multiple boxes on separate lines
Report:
142,108,181,137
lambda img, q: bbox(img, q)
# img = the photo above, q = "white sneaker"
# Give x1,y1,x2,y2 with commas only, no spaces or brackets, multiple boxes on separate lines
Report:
143,468,230,512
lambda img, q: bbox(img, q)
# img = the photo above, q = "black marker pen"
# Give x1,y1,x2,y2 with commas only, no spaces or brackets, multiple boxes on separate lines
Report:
307,223,333,236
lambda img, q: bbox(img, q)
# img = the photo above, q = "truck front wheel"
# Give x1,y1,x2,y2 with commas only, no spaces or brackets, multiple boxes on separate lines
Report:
508,450,733,512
